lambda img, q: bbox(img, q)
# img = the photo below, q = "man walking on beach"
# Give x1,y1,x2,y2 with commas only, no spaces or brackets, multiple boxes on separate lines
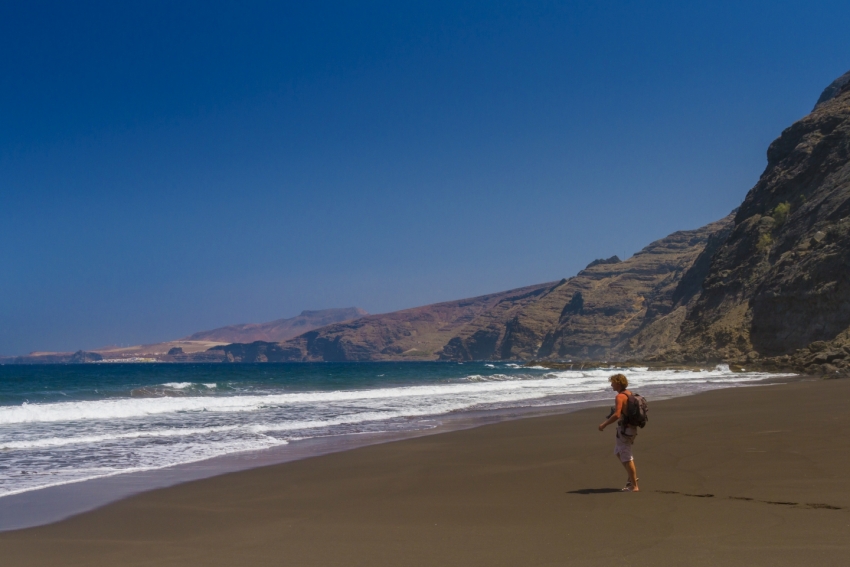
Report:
598,373,639,492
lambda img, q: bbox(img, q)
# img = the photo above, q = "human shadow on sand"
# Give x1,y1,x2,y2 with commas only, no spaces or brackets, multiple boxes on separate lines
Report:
567,488,621,494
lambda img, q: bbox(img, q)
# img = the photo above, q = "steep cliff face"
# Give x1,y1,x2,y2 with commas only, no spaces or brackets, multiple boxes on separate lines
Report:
212,341,303,363
440,215,733,361
671,73,850,369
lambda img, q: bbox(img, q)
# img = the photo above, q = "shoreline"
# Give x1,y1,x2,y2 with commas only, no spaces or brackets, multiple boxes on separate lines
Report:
0,372,798,532
0,397,614,532
4,375,848,565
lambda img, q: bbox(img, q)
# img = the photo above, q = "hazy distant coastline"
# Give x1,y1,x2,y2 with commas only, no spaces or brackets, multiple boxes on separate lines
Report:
1,308,366,364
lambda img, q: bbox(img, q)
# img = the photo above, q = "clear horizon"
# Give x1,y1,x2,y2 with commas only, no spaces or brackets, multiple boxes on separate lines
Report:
3,0,850,355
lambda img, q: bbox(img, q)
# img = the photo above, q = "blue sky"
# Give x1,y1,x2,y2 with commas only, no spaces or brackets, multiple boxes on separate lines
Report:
2,1,850,355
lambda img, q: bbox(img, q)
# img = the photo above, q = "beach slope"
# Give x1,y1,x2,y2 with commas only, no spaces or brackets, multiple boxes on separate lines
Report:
2,378,849,566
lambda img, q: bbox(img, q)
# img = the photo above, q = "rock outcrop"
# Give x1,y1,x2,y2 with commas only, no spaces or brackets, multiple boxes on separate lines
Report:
68,350,103,363
665,72,850,373
211,341,303,363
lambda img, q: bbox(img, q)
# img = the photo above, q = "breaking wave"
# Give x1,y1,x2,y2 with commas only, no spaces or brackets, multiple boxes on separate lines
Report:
0,363,785,498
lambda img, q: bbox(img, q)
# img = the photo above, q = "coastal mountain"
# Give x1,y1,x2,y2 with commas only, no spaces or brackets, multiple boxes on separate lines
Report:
184,308,368,343
664,71,850,373
440,215,733,362
219,215,733,362
220,70,850,372
3,308,366,363
214,283,557,362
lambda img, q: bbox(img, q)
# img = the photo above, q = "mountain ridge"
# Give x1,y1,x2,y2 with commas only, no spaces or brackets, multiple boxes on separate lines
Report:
220,69,850,373
184,307,368,344
219,214,734,363
215,283,558,362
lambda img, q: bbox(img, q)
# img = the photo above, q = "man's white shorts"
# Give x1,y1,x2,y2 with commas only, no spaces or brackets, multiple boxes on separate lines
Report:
614,427,637,463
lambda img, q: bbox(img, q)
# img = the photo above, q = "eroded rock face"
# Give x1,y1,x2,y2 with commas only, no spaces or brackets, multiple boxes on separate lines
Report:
440,216,733,361
221,283,556,362
673,73,850,366
214,341,304,363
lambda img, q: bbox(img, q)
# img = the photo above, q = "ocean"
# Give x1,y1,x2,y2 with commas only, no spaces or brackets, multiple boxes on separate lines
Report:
0,361,781,501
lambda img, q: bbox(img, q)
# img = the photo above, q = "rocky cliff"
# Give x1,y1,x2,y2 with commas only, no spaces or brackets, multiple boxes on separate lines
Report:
440,215,733,361
664,72,850,373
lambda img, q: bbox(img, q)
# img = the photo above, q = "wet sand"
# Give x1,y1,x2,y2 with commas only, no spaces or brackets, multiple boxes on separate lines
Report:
3,377,849,566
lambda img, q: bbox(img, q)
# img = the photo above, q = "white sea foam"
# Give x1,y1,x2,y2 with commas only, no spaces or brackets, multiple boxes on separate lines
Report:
160,382,217,389
0,437,290,499
0,425,251,450
0,366,787,499
0,368,772,425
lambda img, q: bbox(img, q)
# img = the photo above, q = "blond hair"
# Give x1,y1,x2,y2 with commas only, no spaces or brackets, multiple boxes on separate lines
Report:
609,373,628,388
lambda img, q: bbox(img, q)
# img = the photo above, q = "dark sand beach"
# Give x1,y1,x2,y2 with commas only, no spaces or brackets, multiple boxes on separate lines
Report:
3,377,849,566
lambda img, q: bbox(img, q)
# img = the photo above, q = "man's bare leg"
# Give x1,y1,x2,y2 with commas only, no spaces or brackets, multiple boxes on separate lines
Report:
620,459,639,491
